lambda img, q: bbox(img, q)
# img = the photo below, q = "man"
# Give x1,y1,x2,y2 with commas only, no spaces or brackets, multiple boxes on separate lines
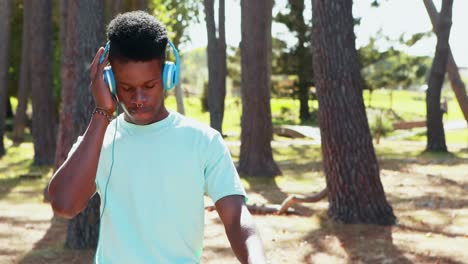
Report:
48,11,265,264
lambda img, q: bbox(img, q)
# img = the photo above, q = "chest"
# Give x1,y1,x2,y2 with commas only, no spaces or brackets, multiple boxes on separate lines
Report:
98,134,206,211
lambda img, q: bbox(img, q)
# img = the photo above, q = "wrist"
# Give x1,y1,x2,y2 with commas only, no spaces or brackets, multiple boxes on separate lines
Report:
93,107,113,123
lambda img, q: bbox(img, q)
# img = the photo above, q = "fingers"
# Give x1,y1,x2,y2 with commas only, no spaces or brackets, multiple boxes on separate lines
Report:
90,47,104,81
97,50,109,73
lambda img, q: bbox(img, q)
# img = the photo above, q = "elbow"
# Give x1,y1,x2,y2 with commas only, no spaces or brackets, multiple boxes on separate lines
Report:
50,199,79,219
48,184,79,219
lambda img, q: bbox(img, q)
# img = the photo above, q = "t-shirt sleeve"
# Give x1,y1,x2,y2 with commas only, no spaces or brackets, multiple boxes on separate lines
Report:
66,136,107,194
204,133,247,204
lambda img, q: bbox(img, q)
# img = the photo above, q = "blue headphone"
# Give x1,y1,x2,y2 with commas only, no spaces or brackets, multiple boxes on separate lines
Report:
99,40,180,98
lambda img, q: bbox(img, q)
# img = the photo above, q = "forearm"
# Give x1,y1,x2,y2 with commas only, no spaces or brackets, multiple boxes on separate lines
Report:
48,113,109,218
225,206,266,264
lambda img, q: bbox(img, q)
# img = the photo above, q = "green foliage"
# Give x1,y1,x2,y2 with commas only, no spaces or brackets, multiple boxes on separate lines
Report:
363,89,464,121
227,46,241,95
359,36,432,91
151,0,200,46
369,110,393,144
272,1,314,99
7,0,23,97
403,31,433,47
180,47,207,84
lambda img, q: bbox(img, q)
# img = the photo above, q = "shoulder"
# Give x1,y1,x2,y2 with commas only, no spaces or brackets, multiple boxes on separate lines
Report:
171,112,221,141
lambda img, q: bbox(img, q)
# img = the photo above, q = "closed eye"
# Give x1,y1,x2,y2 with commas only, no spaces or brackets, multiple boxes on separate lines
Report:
121,86,133,92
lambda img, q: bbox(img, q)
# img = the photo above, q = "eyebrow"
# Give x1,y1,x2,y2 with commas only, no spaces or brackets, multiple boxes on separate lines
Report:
118,77,160,86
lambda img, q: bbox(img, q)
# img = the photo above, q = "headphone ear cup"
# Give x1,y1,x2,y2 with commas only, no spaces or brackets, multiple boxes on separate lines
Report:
103,66,117,99
163,62,176,91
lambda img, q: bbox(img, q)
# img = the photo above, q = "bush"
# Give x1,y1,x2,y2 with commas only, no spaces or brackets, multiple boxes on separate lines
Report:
369,110,393,144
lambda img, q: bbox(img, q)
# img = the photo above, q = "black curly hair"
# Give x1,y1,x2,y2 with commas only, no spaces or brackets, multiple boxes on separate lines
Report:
107,11,168,64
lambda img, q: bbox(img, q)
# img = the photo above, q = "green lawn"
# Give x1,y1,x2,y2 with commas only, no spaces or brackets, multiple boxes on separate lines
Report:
0,137,51,203
362,89,464,121
406,129,468,144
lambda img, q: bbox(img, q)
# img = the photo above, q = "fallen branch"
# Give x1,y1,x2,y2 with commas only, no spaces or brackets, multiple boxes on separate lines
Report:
277,187,328,215
205,188,328,216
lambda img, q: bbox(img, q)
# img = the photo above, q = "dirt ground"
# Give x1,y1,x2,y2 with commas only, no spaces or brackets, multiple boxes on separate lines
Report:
1,141,467,264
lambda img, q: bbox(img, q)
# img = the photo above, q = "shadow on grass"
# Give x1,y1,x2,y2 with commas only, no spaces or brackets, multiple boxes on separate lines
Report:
396,221,467,239
378,149,468,172
18,216,95,264
0,164,51,202
241,175,317,216
0,177,22,200
299,212,467,264
0,159,32,175
388,193,468,210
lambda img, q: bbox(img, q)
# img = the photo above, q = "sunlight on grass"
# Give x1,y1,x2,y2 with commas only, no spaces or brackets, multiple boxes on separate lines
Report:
406,129,468,145
0,137,53,203
363,89,463,121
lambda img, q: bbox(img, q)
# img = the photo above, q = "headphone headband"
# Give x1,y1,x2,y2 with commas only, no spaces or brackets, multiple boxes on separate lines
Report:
101,39,180,91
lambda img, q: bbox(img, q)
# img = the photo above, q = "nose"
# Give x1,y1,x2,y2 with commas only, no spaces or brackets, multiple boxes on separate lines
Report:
132,88,147,105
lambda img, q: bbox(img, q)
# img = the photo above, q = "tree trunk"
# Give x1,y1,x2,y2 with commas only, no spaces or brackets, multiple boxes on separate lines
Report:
6,96,13,119
311,0,395,225
292,0,311,122
174,71,185,115
239,0,281,177
204,0,227,134
29,0,57,165
12,0,32,144
54,0,104,249
423,0,467,125
299,86,310,121
0,0,13,157
105,0,124,24
131,0,149,10
425,0,453,152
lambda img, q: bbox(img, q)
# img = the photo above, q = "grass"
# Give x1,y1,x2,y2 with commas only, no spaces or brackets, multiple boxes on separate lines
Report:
362,89,464,121
0,137,52,204
164,96,313,135
406,129,468,144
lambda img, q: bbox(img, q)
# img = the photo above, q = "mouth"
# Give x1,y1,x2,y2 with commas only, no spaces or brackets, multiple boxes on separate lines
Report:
128,107,151,115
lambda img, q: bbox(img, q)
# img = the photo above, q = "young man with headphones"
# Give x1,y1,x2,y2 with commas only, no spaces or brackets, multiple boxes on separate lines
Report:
48,11,265,264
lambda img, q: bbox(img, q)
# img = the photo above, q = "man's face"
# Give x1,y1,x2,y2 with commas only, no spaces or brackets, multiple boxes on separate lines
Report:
112,59,167,125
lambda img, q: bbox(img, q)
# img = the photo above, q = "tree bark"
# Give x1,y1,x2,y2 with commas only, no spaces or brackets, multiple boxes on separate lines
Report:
311,0,395,225
291,0,312,121
239,0,281,177
131,0,149,10
6,96,13,119
54,0,105,249
12,0,32,144
204,0,227,134
425,0,453,152
29,0,57,165
423,0,468,125
174,71,185,115
0,0,13,157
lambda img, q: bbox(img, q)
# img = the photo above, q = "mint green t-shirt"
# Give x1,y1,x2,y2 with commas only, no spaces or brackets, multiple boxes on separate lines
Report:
69,111,246,264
